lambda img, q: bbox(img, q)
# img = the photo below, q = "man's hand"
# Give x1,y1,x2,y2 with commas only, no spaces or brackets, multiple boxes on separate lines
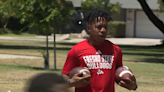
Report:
118,76,137,90
69,72,91,88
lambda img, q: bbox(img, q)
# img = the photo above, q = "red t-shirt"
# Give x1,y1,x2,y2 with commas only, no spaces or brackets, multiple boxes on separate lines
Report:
62,40,123,92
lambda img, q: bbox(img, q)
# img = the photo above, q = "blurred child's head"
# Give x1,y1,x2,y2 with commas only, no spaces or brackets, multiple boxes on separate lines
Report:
25,73,69,92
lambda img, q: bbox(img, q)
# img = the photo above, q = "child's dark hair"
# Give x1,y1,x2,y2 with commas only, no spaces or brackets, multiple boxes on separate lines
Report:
25,73,66,92
83,8,112,24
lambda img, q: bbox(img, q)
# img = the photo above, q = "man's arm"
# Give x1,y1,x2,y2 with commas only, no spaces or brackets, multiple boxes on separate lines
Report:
61,47,91,88
61,73,91,88
116,48,138,90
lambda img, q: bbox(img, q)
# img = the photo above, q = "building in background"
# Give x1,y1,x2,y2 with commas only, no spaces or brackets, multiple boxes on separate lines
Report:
65,0,164,39
110,0,164,39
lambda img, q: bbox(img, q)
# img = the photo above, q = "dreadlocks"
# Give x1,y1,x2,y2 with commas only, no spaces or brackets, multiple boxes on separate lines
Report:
83,8,112,24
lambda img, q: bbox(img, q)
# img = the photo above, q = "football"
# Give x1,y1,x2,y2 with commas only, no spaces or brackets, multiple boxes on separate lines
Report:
69,67,91,79
115,66,135,84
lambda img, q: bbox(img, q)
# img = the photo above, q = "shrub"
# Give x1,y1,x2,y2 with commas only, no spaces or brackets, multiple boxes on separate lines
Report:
0,28,13,34
28,24,53,35
108,21,125,38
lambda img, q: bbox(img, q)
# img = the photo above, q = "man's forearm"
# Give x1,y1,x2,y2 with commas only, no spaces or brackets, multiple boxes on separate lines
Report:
61,73,73,87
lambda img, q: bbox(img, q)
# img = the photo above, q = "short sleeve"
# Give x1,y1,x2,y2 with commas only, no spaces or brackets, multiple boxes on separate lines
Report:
62,47,79,75
116,47,123,69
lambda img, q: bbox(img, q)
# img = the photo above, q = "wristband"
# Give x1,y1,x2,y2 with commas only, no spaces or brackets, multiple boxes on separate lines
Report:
67,79,71,85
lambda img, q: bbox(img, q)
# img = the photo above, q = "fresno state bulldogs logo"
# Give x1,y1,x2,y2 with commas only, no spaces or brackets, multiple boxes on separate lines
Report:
83,50,115,70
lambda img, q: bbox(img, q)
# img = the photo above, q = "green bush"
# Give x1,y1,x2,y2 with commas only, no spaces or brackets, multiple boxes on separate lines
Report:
28,24,53,35
0,28,13,34
108,21,125,38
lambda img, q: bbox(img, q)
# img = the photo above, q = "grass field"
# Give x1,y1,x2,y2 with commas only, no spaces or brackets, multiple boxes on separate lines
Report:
0,33,37,37
0,39,164,92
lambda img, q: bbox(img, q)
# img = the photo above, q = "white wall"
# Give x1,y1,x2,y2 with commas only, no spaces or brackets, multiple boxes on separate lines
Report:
72,0,82,7
125,9,135,37
136,11,164,39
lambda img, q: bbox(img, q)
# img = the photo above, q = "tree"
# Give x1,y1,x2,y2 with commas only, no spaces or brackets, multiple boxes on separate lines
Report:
0,0,20,32
0,0,74,69
137,0,164,35
158,0,164,12
81,0,121,14
19,0,74,70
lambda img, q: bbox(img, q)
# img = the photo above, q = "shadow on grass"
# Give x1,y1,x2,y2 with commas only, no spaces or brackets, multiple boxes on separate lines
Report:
121,45,164,64
56,42,77,46
0,44,163,64
119,45,164,50
0,44,72,51
0,44,163,51
0,64,62,72
123,52,163,57
119,45,164,53
0,44,163,56
125,58,164,64
31,67,62,72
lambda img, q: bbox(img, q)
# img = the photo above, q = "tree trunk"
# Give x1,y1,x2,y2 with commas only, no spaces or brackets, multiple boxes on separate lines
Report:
4,18,9,29
0,17,9,32
53,23,57,70
45,33,49,69
137,0,164,34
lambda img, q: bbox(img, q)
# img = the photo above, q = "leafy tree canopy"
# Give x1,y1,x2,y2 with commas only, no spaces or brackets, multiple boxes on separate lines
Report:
81,0,121,14
0,0,75,33
158,0,164,12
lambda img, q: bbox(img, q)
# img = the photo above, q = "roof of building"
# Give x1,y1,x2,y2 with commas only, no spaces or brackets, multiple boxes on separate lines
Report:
110,0,160,10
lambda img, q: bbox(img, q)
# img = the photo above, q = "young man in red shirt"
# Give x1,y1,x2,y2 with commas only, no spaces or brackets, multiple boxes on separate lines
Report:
62,8,137,92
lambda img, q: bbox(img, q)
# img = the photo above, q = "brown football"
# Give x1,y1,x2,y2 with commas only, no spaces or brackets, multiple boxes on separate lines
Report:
115,66,136,84
69,67,91,80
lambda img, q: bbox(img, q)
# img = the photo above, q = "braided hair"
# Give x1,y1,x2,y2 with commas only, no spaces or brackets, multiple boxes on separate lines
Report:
83,8,112,24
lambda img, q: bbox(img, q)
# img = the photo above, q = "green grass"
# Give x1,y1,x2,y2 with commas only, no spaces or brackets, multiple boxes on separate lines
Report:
0,33,37,37
0,39,164,92
117,45,164,63
0,40,74,49
124,62,164,76
0,64,61,72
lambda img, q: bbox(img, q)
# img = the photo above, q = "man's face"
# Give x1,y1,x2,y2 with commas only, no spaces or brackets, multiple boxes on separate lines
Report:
88,17,108,44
